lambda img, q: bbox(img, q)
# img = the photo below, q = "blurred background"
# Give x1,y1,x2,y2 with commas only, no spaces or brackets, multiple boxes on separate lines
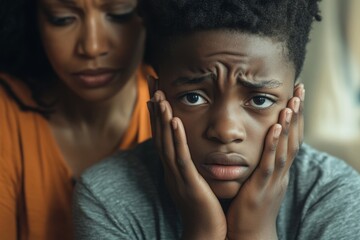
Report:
301,0,360,172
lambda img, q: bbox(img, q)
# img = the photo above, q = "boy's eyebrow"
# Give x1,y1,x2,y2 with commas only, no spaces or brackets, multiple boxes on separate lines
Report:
172,74,213,86
238,78,282,89
171,74,283,89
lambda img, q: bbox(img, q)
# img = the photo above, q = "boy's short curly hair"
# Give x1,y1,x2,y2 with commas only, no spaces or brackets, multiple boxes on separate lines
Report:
140,0,321,80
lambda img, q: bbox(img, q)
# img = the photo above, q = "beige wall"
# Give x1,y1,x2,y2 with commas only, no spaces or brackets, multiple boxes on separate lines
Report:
301,0,360,172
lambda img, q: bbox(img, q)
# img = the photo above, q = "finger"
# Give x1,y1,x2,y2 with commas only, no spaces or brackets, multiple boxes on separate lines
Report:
153,91,165,160
171,117,200,185
293,84,305,145
274,108,292,175
147,101,156,139
298,87,305,145
285,96,301,173
159,99,178,174
253,124,282,188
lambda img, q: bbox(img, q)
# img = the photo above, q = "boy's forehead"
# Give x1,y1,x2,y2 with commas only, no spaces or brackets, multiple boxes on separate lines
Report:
162,30,286,63
158,30,295,81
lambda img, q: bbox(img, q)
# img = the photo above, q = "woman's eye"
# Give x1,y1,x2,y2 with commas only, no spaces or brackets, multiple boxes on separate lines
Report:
180,92,207,106
48,16,75,26
248,96,275,109
107,11,135,23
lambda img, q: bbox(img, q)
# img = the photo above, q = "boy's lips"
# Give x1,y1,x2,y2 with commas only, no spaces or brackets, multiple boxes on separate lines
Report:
201,152,249,181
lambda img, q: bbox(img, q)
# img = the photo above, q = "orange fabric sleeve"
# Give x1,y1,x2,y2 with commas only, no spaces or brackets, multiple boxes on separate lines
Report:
0,89,18,240
119,66,152,149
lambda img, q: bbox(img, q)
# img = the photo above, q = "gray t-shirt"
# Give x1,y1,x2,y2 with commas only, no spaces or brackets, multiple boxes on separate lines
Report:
73,140,360,240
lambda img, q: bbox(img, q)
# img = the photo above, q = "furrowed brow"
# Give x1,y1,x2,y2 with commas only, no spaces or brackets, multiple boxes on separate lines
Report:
238,78,282,89
172,74,214,86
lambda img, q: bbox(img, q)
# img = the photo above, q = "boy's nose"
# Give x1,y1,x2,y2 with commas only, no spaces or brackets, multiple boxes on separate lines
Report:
205,106,246,144
77,17,110,58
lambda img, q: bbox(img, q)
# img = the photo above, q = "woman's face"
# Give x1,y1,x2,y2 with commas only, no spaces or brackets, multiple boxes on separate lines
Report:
37,0,145,101
157,30,295,199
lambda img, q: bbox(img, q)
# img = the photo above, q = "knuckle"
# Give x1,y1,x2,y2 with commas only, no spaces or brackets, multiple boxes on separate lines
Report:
262,166,274,178
276,156,287,168
269,142,278,152
282,127,290,136
176,157,186,169
292,113,299,123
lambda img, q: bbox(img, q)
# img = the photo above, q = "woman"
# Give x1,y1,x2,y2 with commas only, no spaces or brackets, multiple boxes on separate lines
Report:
0,0,151,239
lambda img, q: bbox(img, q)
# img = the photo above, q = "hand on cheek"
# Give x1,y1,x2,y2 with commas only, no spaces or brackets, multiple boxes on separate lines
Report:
226,85,305,240
147,87,227,240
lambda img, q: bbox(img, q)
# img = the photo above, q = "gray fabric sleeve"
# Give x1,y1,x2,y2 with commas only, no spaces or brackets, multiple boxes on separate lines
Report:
73,180,128,240
298,180,360,240
296,165,360,240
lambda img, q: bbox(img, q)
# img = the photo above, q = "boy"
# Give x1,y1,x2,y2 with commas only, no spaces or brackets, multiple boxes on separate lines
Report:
73,0,360,239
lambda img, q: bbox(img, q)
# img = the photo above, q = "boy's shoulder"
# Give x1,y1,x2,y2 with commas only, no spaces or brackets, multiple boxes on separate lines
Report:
278,143,360,239
74,139,181,239
292,143,359,184
79,139,160,191
289,142,360,199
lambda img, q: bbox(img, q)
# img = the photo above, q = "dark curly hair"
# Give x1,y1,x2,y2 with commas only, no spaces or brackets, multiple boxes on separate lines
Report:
140,0,322,80
0,0,55,111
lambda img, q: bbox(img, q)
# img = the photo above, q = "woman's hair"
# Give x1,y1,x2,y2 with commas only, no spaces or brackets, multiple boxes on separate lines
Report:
140,0,322,80
0,0,55,109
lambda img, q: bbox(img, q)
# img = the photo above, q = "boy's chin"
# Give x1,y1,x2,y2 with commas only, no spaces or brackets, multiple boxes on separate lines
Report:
209,181,242,199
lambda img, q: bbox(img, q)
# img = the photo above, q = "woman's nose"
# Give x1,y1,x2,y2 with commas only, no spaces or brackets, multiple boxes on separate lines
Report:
77,16,110,58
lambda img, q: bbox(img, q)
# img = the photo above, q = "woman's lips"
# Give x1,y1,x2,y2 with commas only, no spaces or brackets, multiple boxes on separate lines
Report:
73,69,117,88
201,152,249,181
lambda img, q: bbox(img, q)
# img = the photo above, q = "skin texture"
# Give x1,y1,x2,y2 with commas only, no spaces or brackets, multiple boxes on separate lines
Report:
36,0,145,177
38,0,144,101
148,30,304,240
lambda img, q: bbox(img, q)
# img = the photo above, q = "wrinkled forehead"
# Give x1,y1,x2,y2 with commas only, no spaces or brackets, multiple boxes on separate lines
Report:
156,30,295,83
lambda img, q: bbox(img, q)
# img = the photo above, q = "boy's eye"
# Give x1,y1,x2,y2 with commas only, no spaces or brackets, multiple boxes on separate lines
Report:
247,95,275,109
47,16,76,26
180,92,208,106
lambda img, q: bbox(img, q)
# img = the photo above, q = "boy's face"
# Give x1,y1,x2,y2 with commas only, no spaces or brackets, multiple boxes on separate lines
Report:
157,30,296,199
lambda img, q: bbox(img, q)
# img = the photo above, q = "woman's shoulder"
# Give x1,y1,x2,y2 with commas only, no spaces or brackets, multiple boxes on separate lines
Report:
0,72,48,157
0,72,39,112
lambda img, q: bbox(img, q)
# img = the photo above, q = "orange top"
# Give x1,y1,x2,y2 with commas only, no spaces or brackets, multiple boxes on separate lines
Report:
0,69,151,240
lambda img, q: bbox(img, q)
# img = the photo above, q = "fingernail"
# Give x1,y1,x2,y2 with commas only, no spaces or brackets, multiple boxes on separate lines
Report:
160,101,166,113
286,109,292,123
294,98,300,113
274,124,282,138
154,91,160,102
171,118,178,130
300,88,305,101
